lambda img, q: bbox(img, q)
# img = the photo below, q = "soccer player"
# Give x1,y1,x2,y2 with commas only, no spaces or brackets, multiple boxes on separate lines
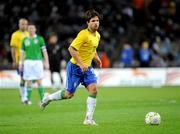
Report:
19,24,49,105
40,9,102,125
10,18,29,104
46,33,64,90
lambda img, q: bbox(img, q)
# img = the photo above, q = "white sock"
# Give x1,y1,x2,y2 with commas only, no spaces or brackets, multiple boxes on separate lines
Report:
20,86,27,102
22,86,28,101
86,96,97,120
48,90,64,100
19,87,23,97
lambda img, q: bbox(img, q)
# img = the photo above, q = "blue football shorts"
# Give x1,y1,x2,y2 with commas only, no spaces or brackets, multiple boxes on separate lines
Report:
66,61,97,93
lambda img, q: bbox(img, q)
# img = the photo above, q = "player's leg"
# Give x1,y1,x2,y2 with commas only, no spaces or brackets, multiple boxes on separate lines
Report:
59,68,64,87
36,79,44,102
84,83,98,125
31,60,45,102
50,71,54,87
40,76,80,110
40,61,81,110
17,69,28,103
20,77,28,103
50,62,59,90
52,69,64,90
46,90,74,101
40,89,76,110
23,60,34,105
26,80,33,105
83,67,98,125
55,62,64,88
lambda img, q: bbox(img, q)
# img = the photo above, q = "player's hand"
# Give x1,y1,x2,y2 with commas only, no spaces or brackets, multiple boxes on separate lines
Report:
80,64,88,72
44,62,49,70
95,59,102,68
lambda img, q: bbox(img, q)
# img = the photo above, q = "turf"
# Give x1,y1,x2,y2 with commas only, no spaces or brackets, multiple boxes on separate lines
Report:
0,86,180,134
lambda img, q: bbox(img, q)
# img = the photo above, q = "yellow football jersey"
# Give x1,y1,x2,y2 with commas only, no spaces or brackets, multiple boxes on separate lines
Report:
70,29,100,66
10,30,29,63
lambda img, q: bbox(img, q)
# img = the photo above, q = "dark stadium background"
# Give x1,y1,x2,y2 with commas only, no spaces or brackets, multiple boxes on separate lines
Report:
0,0,180,69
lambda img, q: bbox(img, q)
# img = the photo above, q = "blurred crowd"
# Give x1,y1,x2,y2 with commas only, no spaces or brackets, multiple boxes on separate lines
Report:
0,0,180,69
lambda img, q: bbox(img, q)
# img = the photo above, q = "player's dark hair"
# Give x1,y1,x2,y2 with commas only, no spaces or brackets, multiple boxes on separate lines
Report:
28,22,38,30
85,9,101,22
28,22,36,26
28,22,40,33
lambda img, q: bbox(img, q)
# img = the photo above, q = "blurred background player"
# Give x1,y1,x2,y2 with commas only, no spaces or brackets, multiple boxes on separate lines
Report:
19,24,49,105
119,43,134,68
46,33,64,90
138,41,151,67
10,18,29,104
40,9,102,125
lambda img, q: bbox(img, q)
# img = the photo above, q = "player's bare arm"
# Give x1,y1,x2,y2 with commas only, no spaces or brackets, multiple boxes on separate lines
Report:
68,46,88,71
42,51,49,70
93,51,102,68
11,46,17,68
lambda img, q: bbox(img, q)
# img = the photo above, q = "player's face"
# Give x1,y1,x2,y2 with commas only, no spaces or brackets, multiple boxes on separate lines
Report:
49,35,58,44
19,20,28,31
87,16,99,32
28,25,36,36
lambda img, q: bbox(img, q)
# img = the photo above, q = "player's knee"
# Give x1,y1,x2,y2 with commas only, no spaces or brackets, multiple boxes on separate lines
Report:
89,87,98,96
26,81,32,87
87,84,98,95
37,82,42,87
36,80,42,86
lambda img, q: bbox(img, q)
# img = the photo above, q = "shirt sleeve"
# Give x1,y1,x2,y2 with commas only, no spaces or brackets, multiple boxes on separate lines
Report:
10,33,18,47
70,30,86,50
40,37,47,51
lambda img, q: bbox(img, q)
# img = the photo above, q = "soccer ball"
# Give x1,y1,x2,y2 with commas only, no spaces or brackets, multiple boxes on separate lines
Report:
145,112,161,125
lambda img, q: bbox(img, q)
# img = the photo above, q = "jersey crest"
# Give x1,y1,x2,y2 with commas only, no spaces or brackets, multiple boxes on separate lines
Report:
25,39,30,46
34,39,39,44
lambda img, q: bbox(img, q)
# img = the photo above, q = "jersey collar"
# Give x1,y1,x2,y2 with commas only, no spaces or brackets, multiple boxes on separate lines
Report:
30,34,37,38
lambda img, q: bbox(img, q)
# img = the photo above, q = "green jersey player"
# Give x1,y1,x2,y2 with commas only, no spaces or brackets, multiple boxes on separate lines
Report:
19,24,49,105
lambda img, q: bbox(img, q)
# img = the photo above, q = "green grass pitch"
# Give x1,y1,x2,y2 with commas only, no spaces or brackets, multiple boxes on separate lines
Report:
0,86,180,134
